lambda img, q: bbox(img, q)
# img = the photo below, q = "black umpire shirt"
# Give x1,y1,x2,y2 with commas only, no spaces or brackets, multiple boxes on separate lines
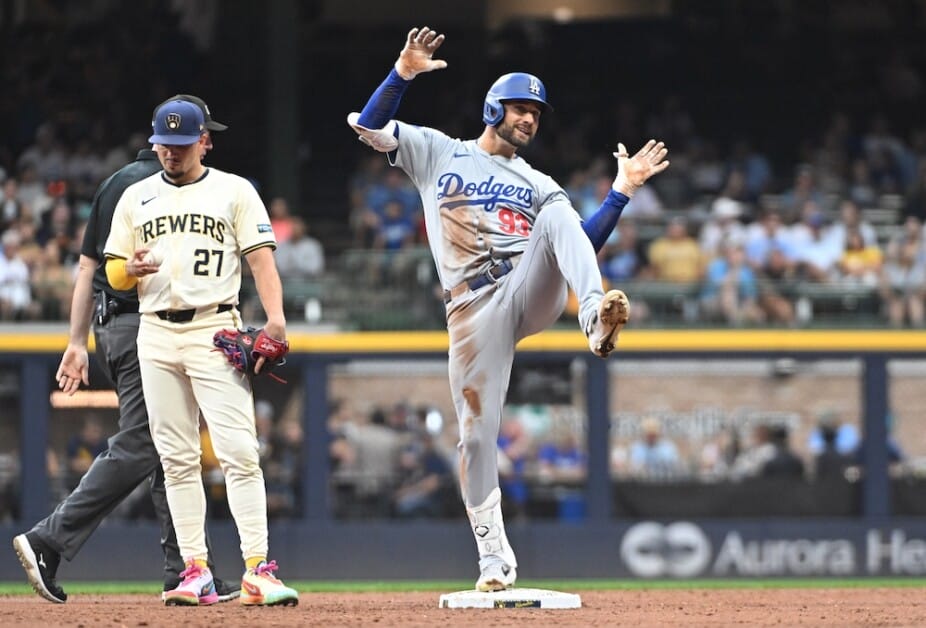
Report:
82,149,162,303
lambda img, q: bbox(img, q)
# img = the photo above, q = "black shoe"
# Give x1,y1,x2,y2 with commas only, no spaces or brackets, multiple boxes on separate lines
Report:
12,532,67,603
214,577,242,603
162,575,240,603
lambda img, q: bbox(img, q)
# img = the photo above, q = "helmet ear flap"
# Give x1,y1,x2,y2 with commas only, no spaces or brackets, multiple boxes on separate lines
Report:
483,96,504,126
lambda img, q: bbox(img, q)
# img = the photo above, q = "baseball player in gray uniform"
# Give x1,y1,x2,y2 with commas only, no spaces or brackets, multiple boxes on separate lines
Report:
348,26,669,591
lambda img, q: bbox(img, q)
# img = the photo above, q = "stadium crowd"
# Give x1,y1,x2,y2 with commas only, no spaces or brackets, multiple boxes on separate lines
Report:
4,105,925,327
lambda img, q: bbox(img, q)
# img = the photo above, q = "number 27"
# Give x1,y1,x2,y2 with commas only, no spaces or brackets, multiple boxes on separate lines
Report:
193,249,224,276
498,208,531,236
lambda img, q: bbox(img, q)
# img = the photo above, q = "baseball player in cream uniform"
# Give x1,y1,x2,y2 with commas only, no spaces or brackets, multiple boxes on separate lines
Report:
104,100,297,606
349,27,669,592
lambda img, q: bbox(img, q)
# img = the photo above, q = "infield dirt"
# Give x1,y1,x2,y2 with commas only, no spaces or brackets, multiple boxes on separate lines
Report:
0,588,923,626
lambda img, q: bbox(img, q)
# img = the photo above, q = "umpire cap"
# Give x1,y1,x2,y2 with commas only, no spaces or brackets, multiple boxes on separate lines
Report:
149,100,205,145
153,94,228,131
483,72,553,126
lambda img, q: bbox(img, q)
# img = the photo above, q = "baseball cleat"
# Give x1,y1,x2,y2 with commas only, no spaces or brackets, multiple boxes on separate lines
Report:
163,561,218,606
240,560,299,606
214,577,242,602
586,289,630,358
475,561,517,592
13,533,67,604
162,576,241,603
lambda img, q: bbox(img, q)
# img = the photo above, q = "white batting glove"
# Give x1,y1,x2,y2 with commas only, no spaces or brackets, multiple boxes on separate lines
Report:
612,139,670,197
394,26,448,80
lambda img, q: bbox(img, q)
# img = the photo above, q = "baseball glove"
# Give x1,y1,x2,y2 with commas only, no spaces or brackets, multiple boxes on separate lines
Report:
213,326,289,382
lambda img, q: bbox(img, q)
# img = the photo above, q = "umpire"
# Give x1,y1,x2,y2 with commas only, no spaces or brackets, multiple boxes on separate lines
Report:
13,95,239,604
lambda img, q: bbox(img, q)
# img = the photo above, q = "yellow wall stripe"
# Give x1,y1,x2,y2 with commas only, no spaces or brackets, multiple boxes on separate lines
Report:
4,329,926,354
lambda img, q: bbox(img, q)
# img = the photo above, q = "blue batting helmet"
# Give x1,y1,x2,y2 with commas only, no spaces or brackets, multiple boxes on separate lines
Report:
482,72,553,126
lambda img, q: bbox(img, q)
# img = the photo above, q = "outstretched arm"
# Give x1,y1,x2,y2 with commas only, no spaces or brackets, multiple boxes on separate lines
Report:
55,255,96,395
350,26,447,148
582,140,670,252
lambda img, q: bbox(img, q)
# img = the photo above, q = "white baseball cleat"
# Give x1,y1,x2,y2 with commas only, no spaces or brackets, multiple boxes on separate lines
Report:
476,561,517,592
586,289,630,358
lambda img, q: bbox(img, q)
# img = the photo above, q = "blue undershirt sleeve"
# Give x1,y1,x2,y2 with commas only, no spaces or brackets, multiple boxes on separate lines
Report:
582,189,630,252
357,68,411,129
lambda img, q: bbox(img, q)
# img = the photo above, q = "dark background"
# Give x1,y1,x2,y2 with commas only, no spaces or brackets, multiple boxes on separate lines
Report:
2,0,924,241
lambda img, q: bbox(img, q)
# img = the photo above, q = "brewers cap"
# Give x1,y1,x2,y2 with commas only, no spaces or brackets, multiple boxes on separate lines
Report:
153,94,228,131
149,100,205,146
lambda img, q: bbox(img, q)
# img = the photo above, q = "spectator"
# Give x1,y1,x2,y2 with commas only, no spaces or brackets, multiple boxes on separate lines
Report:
64,138,104,202
807,411,860,456
790,201,841,282
846,158,878,208
65,417,107,491
36,197,75,251
826,199,878,250
0,229,37,320
645,216,703,283
369,198,418,283
780,164,825,223
880,215,926,327
813,420,854,481
601,220,646,283
392,431,453,519
372,198,417,253
17,123,66,183
700,239,765,325
744,208,796,324
699,196,747,259
341,407,408,516
536,428,586,485
0,178,25,233
274,216,325,279
15,162,52,219
730,423,776,480
628,416,681,479
761,424,805,479
365,168,420,222
836,228,883,286
726,140,772,202
268,197,295,244
30,240,73,319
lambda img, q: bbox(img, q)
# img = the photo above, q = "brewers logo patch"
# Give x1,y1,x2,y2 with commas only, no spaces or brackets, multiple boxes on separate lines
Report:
166,113,181,130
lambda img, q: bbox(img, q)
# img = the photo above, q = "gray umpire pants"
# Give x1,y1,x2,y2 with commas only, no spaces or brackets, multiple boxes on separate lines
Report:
30,309,218,582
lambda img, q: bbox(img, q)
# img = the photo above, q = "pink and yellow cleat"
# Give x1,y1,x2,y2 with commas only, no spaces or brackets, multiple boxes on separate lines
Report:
240,560,298,606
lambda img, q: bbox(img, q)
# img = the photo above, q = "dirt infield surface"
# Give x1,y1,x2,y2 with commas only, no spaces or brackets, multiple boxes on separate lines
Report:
1,588,925,627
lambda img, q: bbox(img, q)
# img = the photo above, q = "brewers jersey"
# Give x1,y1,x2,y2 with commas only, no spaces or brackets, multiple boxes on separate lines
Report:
390,121,573,291
104,168,275,312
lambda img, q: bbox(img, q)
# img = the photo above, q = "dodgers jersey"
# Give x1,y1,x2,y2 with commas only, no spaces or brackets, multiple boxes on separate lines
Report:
104,168,276,313
391,121,575,290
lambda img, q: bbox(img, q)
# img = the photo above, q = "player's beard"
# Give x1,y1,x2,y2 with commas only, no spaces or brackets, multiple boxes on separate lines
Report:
496,122,534,149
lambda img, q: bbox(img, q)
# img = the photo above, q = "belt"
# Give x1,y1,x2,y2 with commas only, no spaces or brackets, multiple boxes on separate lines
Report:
443,258,517,304
95,293,140,326
154,303,233,323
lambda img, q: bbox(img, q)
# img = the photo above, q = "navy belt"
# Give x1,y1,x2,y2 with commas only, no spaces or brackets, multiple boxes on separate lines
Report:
443,258,516,304
155,303,233,323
